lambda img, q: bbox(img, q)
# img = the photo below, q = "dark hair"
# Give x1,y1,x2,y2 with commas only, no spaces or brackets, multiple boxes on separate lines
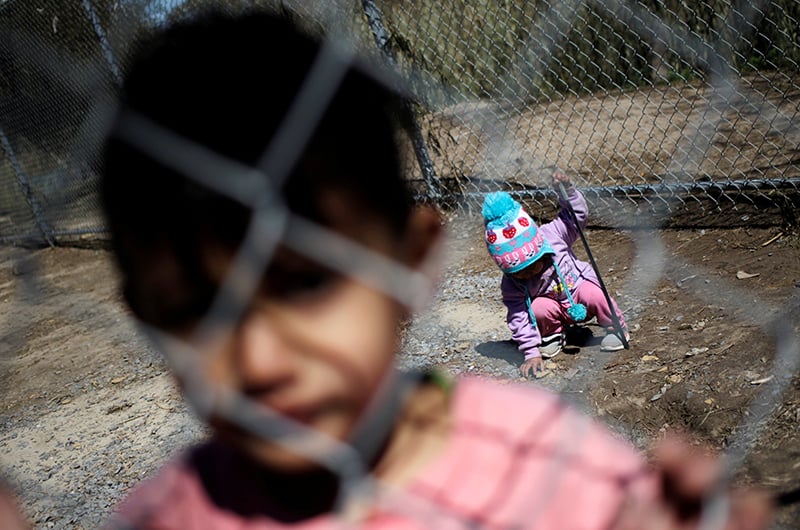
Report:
100,9,415,325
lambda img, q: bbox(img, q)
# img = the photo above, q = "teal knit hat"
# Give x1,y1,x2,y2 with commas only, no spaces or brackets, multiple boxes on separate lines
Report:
482,192,554,274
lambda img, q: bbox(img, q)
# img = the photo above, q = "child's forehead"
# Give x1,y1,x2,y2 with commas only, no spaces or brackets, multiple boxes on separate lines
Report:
130,190,399,279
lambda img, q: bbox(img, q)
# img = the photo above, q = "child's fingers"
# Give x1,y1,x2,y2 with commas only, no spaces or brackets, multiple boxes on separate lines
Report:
654,435,720,501
519,358,542,378
612,487,772,530
610,497,677,530
520,362,532,378
647,435,774,529
724,488,774,530
0,486,29,530
551,172,572,192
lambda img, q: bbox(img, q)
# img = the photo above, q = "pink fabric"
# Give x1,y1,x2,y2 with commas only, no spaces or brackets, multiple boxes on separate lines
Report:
106,376,656,530
573,281,626,331
531,281,627,337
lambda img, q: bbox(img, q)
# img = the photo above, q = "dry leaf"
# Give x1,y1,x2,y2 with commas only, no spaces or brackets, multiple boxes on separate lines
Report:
736,270,760,279
641,355,659,362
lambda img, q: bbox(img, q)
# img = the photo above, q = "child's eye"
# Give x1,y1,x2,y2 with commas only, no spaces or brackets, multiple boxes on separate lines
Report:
125,283,214,332
261,266,339,301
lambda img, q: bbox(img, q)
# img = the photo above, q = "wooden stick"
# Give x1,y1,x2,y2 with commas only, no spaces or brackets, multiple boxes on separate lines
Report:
761,232,783,247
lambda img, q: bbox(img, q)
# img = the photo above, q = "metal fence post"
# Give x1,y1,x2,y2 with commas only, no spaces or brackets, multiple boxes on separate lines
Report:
80,0,123,86
361,0,442,201
0,126,55,246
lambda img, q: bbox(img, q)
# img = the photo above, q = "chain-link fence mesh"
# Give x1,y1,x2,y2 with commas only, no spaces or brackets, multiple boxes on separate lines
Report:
1,1,800,529
1,0,800,245
384,0,800,226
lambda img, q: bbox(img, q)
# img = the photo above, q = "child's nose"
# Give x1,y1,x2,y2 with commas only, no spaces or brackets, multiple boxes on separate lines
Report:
234,308,298,392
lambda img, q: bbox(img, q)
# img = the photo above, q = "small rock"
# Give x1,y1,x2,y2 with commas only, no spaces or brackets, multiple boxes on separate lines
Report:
742,370,760,381
563,368,579,380
651,384,670,401
684,347,708,357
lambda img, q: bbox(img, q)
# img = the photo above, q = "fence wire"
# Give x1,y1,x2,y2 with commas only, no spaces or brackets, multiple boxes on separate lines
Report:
0,0,799,241
1,0,799,529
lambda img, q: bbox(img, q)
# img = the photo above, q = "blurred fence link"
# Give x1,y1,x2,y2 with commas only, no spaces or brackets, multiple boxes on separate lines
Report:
2,0,799,246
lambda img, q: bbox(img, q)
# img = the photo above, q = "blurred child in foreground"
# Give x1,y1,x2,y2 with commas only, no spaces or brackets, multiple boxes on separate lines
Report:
33,8,772,530
482,173,630,377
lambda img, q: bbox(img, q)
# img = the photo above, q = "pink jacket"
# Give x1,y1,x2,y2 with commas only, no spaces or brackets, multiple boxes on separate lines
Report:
106,376,655,529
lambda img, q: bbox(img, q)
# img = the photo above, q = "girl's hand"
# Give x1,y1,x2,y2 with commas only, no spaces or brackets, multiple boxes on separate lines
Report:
552,171,572,190
611,433,773,530
0,484,29,530
520,356,544,378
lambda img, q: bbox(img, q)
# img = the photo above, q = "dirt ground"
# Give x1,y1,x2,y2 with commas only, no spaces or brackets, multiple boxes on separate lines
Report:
1,220,799,528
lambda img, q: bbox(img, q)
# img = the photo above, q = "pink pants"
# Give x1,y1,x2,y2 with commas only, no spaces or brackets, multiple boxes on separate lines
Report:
530,280,626,337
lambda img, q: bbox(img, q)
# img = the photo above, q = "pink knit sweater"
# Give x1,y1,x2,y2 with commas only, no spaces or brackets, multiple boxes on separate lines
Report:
107,376,656,529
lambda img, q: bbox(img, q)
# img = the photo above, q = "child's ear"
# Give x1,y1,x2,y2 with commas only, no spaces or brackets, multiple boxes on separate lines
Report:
404,205,445,270
402,205,445,313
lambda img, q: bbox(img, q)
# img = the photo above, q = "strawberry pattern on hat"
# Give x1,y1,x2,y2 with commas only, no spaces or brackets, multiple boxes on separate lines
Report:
482,191,555,274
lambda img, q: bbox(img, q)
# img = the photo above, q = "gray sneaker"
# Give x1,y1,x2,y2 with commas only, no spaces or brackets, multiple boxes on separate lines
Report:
600,331,630,351
539,333,565,359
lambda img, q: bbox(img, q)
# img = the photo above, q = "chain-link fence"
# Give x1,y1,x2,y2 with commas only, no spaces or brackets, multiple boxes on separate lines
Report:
389,0,800,227
1,0,799,247
2,2,800,529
